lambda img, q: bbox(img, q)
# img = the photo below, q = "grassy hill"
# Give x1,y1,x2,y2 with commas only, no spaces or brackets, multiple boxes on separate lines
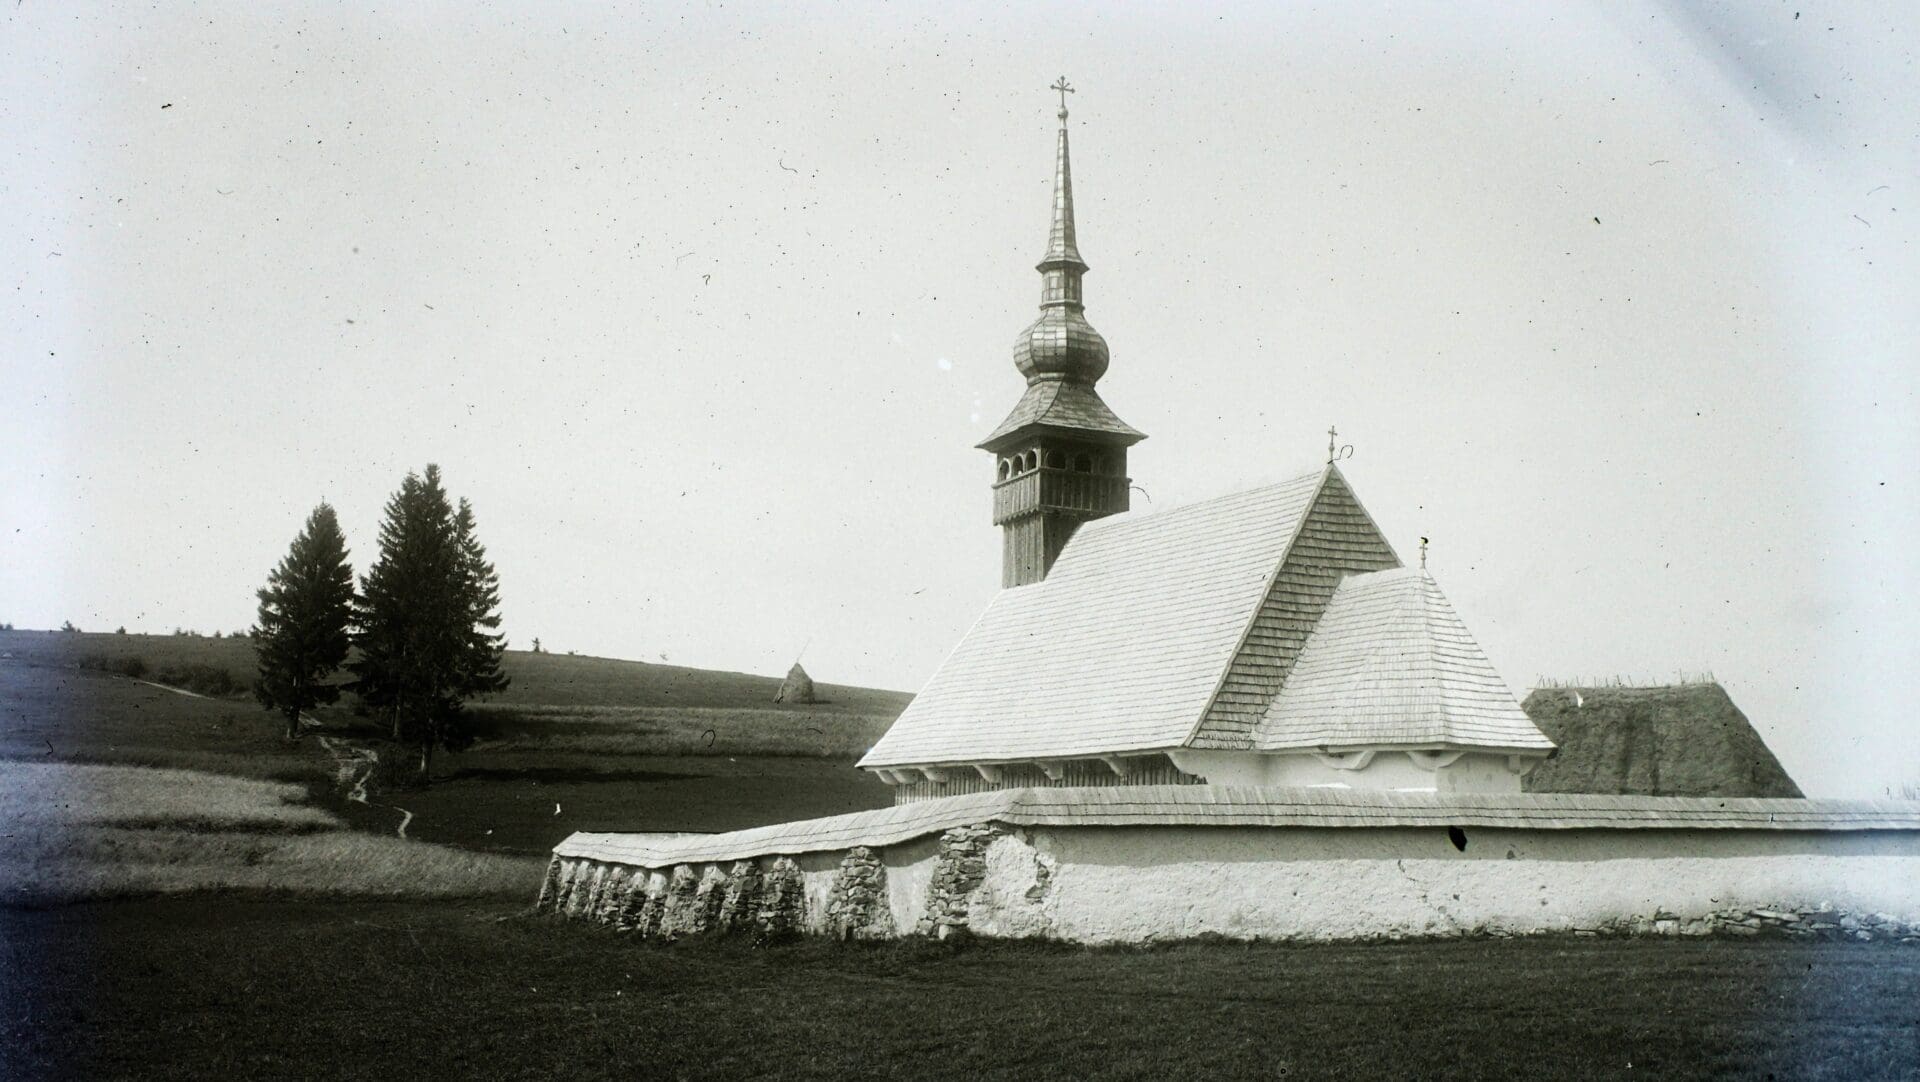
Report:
0,629,911,714
0,629,906,857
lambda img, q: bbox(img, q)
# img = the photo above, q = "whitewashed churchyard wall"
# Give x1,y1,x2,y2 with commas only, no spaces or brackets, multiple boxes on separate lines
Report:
541,818,1920,944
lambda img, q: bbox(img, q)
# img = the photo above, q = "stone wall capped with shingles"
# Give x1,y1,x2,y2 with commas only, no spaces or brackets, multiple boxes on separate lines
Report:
534,818,1920,945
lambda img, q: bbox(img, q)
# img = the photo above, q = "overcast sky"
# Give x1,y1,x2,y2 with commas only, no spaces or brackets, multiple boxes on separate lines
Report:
4,2,1915,796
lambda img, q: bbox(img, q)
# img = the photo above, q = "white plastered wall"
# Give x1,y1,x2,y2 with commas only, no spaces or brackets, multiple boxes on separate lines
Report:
946,825,1920,944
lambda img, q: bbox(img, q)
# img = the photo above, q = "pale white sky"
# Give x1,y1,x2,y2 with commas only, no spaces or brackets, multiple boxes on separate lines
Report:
4,2,1915,796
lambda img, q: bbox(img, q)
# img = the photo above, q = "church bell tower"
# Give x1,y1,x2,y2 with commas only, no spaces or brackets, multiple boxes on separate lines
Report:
978,80,1146,588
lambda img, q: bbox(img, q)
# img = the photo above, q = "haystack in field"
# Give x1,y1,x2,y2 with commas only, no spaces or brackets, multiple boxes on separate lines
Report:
1521,682,1802,797
773,662,817,705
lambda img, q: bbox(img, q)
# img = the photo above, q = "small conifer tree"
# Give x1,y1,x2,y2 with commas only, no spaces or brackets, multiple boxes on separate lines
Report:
253,503,355,740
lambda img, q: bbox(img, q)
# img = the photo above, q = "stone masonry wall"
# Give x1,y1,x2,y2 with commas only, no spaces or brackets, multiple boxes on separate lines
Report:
539,847,899,942
823,847,894,940
917,824,1009,937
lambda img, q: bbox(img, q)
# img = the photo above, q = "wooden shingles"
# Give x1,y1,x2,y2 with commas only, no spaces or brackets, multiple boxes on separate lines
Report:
1186,469,1400,749
555,786,1920,869
1255,568,1554,750
977,379,1145,448
858,473,1325,769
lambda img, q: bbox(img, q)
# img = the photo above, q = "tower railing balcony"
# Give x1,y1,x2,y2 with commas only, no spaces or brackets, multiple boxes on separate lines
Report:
993,466,1130,524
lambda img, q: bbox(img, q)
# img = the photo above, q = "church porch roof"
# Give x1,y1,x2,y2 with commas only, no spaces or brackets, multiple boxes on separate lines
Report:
1255,567,1555,753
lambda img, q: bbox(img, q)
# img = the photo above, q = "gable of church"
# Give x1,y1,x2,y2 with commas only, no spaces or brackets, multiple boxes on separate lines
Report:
1185,469,1400,750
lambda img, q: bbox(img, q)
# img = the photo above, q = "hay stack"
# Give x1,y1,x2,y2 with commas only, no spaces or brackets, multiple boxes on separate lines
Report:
773,662,817,705
1521,682,1802,797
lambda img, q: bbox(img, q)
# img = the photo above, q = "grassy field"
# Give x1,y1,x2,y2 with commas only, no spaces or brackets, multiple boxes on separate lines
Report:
0,628,913,716
1,629,901,856
0,661,892,856
0,654,332,781
4,897,1917,1080
7,629,1918,1079
0,760,542,906
466,701,895,758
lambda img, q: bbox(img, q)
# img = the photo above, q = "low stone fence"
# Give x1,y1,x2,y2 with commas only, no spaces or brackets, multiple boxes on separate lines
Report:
1566,905,1919,942
537,788,1920,944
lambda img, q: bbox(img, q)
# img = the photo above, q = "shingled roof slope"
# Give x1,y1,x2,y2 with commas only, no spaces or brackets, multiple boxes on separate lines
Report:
1256,568,1554,752
859,470,1326,768
977,379,1146,448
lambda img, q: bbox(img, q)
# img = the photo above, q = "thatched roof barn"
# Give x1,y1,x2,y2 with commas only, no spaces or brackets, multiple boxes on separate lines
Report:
1521,683,1802,797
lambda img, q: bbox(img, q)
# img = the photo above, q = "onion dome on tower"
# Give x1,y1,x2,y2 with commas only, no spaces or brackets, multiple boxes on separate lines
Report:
979,79,1147,588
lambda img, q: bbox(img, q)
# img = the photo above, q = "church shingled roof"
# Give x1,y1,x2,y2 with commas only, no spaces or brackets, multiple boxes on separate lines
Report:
859,470,1327,769
1254,568,1554,752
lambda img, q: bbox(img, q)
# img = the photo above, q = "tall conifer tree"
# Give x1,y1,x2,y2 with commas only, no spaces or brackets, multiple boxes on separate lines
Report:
451,497,510,708
351,465,508,784
253,503,356,741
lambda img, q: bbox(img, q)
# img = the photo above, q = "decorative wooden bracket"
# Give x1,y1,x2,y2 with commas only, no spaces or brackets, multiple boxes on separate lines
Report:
921,766,954,784
1406,750,1466,772
975,764,1004,783
1099,755,1136,777
1036,761,1066,781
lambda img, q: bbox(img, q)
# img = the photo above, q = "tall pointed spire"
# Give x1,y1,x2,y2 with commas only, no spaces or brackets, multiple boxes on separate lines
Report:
980,81,1145,588
1043,77,1085,274
1012,77,1108,384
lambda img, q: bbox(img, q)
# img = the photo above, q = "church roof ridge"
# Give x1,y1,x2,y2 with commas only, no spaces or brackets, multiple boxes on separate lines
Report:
1069,465,1332,537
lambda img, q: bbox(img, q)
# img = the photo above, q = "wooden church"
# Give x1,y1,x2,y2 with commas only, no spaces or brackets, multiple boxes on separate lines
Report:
858,89,1554,800
538,86,1918,947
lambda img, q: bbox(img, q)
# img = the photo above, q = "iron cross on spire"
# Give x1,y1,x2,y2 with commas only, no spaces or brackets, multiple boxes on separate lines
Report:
1326,426,1353,465
1051,76,1074,117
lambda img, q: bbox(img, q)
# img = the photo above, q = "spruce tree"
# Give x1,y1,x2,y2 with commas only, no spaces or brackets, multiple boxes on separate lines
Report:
253,502,355,741
351,465,508,784
451,497,510,713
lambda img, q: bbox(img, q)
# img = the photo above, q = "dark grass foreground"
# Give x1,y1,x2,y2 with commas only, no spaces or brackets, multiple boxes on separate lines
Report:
5,897,1918,1081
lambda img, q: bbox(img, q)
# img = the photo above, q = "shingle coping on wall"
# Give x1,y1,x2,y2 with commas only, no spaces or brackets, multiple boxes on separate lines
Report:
552,786,1920,867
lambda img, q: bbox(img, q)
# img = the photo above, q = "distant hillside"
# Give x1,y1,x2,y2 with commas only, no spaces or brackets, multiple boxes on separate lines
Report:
1521,683,1803,798
488,650,911,716
0,630,913,716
